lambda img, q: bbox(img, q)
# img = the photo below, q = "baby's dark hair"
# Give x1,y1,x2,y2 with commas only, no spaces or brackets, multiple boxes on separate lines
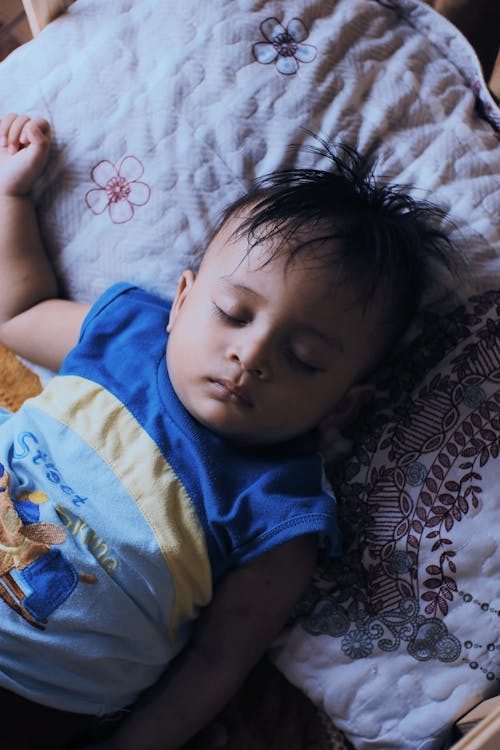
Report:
218,140,456,337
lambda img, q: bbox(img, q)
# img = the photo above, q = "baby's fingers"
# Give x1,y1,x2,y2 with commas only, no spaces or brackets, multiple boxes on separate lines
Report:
0,114,51,195
0,113,19,137
20,118,51,146
0,114,51,154
0,113,30,152
0,113,18,145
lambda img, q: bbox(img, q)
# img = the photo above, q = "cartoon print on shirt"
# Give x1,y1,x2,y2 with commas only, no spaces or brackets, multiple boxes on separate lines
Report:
0,463,97,630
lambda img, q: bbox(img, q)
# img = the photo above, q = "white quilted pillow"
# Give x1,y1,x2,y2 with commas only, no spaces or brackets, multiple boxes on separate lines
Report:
0,0,498,307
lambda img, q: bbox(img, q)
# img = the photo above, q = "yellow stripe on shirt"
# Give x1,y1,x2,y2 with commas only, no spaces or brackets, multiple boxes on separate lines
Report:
32,375,212,639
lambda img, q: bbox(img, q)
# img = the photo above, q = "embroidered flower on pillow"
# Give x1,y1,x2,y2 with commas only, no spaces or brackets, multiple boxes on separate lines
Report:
85,156,151,224
253,17,317,76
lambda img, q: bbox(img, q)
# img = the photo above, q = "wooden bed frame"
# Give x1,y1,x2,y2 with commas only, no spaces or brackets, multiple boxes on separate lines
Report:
21,0,72,38
15,2,500,749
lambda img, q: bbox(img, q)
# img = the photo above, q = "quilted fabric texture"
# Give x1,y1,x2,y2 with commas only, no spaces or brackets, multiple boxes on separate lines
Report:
274,289,500,749
0,0,498,309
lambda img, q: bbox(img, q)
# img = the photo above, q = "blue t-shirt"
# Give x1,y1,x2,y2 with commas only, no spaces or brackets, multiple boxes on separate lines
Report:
0,283,340,715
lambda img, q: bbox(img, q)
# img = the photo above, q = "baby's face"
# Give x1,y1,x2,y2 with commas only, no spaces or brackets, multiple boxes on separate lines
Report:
166,216,389,444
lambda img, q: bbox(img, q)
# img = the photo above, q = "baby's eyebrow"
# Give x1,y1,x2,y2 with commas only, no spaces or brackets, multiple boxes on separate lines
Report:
220,278,263,300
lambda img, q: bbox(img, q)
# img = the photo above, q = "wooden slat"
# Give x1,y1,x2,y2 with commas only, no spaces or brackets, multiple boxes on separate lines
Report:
451,705,500,750
20,0,72,36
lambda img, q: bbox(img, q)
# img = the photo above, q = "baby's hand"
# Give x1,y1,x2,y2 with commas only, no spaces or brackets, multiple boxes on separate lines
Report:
0,113,51,196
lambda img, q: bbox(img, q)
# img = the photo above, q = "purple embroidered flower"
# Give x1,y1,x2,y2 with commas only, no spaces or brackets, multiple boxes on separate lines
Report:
85,156,151,224
342,629,373,659
253,17,317,76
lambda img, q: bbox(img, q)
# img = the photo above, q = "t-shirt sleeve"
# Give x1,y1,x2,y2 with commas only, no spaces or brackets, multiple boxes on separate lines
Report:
78,283,137,342
207,450,342,570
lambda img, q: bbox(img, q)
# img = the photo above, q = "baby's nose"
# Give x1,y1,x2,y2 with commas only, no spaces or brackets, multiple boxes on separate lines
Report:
229,335,271,379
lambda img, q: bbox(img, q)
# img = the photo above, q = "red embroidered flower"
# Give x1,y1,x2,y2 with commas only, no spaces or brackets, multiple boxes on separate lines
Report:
85,156,151,224
253,17,317,76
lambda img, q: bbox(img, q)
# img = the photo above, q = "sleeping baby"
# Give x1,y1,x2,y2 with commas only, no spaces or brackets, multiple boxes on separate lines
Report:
0,113,455,750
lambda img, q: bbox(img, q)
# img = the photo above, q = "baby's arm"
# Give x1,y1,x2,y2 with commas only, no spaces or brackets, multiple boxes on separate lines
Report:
0,114,89,371
104,535,318,750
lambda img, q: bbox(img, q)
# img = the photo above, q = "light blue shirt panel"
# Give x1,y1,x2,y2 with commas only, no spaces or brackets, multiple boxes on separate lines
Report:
0,403,184,714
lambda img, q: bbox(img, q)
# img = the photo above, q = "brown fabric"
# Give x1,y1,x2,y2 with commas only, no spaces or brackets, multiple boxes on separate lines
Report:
0,343,42,411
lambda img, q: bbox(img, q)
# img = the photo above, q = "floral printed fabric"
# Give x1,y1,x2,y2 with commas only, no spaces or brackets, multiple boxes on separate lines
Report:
253,17,317,75
85,156,151,224
275,289,500,749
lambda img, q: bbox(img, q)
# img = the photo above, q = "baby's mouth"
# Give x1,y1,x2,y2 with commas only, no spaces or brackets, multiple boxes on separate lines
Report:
210,379,254,408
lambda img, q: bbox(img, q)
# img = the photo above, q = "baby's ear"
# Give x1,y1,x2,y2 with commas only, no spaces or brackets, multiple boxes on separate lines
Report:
167,270,195,332
323,383,375,431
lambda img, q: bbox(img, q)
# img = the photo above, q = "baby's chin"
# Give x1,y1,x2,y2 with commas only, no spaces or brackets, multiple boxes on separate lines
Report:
191,410,306,446
174,384,309,445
